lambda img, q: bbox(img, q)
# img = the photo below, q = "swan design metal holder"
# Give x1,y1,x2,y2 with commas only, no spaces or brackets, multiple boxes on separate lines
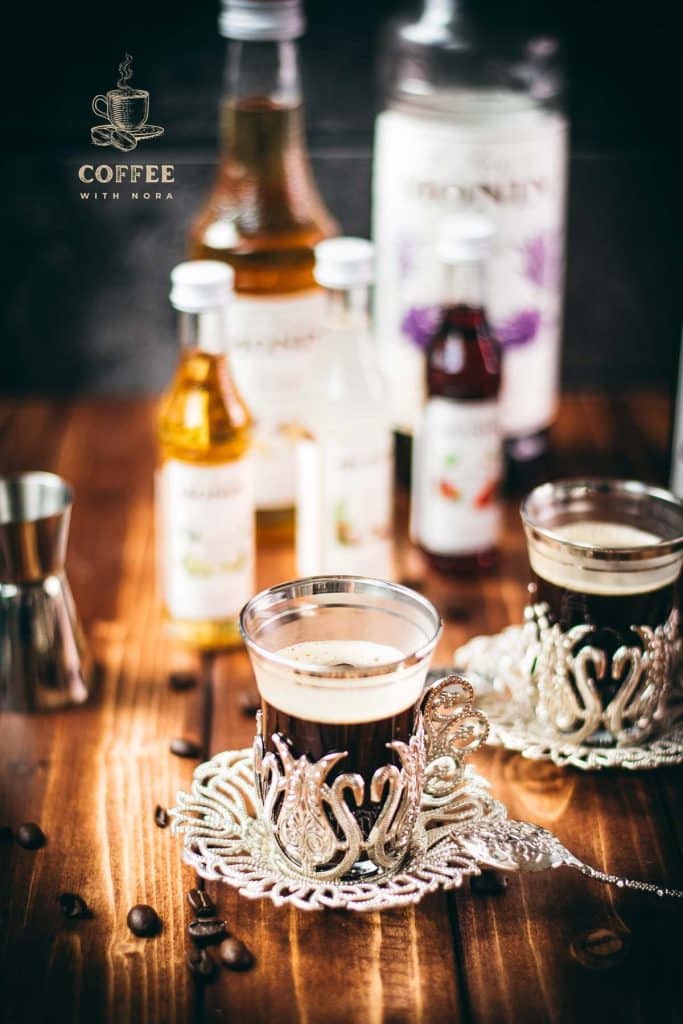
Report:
170,677,683,911
454,604,683,771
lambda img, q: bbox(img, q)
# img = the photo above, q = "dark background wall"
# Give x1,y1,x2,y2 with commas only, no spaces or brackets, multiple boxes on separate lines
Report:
1,0,680,396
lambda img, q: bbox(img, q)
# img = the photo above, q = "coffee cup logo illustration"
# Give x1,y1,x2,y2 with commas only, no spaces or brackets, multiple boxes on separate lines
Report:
91,54,164,152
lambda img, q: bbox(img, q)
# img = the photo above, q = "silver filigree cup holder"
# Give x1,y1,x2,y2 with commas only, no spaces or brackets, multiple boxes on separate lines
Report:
252,675,489,883
456,479,683,770
170,676,683,910
240,575,450,883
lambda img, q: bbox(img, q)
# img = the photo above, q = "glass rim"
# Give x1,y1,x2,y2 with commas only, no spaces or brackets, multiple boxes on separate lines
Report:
239,574,443,681
0,471,73,526
520,478,683,562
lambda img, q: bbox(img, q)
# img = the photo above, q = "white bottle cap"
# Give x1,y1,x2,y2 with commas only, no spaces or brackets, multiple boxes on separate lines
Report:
314,238,375,290
219,0,305,41
437,215,494,262
169,261,234,313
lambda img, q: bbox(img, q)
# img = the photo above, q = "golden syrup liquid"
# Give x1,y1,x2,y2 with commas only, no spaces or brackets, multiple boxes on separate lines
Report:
188,98,337,545
158,349,252,649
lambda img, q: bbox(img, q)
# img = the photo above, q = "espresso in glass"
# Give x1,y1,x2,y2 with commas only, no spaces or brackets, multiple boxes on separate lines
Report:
521,480,683,745
260,639,418,832
240,575,442,879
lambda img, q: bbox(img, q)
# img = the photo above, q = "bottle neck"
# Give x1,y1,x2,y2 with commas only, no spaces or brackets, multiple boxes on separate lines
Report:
323,285,371,335
178,309,226,356
442,260,486,308
223,39,301,105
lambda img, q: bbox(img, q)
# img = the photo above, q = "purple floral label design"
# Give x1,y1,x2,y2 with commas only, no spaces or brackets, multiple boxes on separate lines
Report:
521,232,562,290
401,305,443,351
494,309,541,350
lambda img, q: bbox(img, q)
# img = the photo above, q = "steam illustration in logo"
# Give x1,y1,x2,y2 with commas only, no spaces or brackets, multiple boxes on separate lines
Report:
91,55,164,152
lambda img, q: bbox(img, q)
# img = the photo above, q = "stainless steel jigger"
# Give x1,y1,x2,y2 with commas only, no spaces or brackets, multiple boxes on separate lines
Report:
0,472,91,712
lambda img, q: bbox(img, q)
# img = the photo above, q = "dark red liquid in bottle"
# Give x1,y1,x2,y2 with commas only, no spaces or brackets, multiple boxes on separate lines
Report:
419,302,502,575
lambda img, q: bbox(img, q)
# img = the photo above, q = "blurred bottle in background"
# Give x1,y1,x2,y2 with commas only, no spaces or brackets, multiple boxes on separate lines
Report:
670,331,683,497
411,215,502,574
157,261,254,650
373,0,568,487
188,0,337,544
296,238,394,579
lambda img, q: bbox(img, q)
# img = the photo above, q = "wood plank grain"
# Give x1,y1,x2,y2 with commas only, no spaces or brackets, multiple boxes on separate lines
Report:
0,400,200,1024
448,392,683,1024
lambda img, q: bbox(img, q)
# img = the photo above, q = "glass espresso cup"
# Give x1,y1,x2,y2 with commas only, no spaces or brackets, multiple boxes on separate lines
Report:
521,479,683,746
240,576,445,881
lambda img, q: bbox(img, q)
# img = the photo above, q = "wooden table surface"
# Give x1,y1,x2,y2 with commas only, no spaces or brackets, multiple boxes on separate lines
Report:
1,393,681,1024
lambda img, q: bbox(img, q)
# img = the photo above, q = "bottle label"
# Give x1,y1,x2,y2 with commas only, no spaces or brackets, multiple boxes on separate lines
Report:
157,459,254,621
373,106,568,438
412,398,502,555
228,290,325,510
297,434,394,578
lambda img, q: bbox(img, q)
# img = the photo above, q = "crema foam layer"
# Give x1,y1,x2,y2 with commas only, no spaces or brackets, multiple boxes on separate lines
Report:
255,639,426,724
530,519,679,595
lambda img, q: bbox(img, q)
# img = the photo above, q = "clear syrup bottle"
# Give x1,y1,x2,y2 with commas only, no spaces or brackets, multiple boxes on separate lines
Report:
296,239,394,579
411,216,502,574
188,0,337,544
157,261,254,649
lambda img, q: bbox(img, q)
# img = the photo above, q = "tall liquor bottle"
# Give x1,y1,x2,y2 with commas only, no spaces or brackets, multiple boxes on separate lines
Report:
188,0,337,542
296,238,394,578
157,261,254,650
373,0,568,477
411,216,502,574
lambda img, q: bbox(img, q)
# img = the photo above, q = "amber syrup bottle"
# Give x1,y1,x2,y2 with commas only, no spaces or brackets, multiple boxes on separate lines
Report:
188,0,337,544
157,261,254,649
411,216,502,575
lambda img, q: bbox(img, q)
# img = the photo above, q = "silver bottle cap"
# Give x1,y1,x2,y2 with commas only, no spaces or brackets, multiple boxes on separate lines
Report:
314,238,375,290
169,261,234,313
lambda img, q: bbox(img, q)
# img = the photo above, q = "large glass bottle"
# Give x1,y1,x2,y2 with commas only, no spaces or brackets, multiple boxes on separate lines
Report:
373,0,567,478
157,261,254,650
188,0,337,543
296,238,394,579
411,216,502,574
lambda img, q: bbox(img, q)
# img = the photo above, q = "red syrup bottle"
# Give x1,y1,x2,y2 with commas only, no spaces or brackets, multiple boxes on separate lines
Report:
410,215,502,575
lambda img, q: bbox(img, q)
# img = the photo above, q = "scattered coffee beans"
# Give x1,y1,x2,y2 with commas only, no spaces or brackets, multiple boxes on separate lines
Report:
169,671,197,692
219,937,254,971
188,918,227,946
127,904,161,938
58,893,91,919
15,822,46,850
169,737,203,759
470,870,508,894
154,805,169,829
187,889,215,917
187,948,218,981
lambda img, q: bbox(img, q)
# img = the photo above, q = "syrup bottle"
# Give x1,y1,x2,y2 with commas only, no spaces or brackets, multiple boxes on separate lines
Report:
188,0,337,544
411,216,502,574
157,261,254,649
296,238,394,578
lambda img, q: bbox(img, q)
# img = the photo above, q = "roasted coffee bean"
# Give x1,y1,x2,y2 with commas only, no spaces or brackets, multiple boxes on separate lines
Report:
15,822,46,850
444,601,469,623
238,690,260,717
187,888,215,918
127,904,161,938
58,893,91,919
169,670,197,692
188,917,227,946
0,826,13,844
169,737,202,759
154,805,169,829
187,948,218,981
470,869,508,895
219,936,254,971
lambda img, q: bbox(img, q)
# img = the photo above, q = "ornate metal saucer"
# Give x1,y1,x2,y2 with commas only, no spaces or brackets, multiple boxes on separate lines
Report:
171,746,682,912
453,610,683,772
